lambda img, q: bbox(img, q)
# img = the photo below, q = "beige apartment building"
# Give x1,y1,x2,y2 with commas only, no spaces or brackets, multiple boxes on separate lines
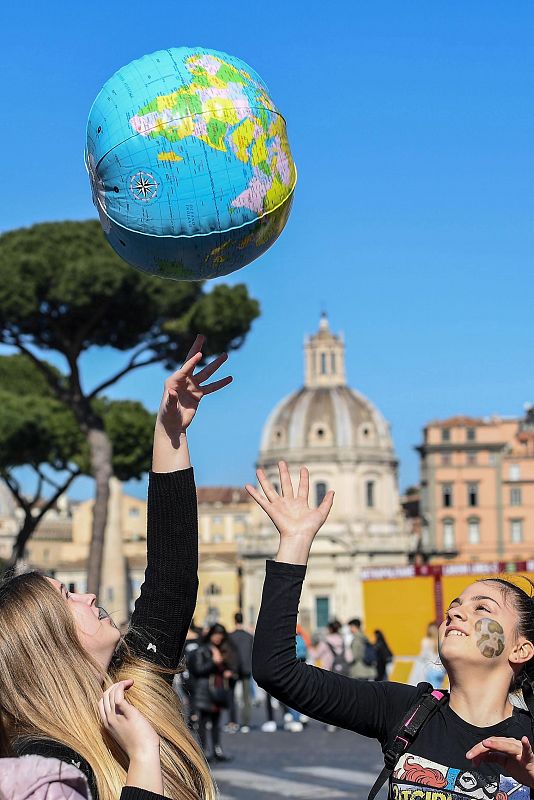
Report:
13,479,251,630
196,487,253,629
418,407,534,561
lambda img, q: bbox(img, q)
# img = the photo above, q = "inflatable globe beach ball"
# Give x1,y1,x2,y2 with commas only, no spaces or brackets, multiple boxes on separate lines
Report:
85,46,297,280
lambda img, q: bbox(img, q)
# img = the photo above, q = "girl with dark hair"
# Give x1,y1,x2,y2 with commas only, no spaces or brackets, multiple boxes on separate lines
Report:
0,335,232,800
249,462,534,800
190,624,237,761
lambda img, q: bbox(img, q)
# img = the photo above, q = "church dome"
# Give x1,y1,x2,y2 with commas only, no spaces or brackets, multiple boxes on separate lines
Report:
260,315,395,460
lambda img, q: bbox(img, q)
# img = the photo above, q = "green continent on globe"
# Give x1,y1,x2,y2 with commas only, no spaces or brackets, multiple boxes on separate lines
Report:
129,53,296,220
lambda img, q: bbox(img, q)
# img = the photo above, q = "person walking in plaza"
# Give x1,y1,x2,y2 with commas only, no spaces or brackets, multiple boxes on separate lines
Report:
312,619,352,732
348,617,376,680
313,620,352,676
409,621,446,688
189,623,236,762
228,612,254,733
0,335,231,800
373,629,393,681
179,623,202,731
250,461,534,800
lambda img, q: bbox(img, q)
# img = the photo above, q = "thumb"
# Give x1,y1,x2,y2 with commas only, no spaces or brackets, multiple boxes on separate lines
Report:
121,679,134,690
318,490,335,521
521,736,534,761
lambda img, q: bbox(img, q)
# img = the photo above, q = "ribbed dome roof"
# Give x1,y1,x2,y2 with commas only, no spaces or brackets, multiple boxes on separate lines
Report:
260,385,393,454
259,316,395,459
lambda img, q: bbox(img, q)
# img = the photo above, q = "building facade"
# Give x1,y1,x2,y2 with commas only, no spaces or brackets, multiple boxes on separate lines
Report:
2,316,413,633
418,408,534,562
241,315,409,630
8,479,251,630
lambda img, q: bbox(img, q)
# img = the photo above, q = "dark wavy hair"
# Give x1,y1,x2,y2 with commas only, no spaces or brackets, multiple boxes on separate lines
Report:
480,577,534,713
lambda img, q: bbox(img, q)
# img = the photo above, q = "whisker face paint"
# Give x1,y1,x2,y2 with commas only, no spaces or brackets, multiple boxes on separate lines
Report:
475,618,505,658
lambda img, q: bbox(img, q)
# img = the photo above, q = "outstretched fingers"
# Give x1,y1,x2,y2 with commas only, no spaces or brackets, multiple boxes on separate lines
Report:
179,350,203,377
279,461,294,499
467,737,526,765
185,334,205,361
318,490,335,522
195,352,228,383
256,468,280,503
297,466,309,500
164,352,203,391
201,375,233,395
245,483,271,513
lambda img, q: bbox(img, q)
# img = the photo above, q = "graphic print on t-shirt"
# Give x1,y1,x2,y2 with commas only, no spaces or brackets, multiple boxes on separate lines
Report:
391,753,529,800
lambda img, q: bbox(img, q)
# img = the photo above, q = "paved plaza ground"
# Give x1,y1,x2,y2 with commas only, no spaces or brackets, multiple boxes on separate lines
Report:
211,707,386,800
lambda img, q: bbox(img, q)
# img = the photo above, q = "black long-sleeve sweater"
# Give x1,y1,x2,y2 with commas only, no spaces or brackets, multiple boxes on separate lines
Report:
252,561,534,800
14,468,198,800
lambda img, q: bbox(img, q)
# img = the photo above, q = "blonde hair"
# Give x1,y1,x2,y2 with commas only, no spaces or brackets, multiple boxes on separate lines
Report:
0,572,216,800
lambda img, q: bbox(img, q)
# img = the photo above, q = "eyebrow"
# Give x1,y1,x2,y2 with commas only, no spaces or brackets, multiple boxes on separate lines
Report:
449,595,501,608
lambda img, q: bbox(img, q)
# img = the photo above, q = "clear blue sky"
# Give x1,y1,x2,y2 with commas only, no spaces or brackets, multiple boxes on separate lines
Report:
2,2,534,499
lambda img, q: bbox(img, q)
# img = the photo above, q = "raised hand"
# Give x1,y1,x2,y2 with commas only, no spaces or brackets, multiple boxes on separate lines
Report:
466,736,534,788
157,333,232,436
245,461,334,565
99,679,163,792
99,679,160,758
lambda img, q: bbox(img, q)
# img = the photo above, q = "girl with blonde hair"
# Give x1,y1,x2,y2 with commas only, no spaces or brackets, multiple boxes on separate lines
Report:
0,335,231,800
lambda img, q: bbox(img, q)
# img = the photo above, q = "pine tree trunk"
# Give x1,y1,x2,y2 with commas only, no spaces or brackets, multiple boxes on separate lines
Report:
5,517,36,576
86,427,113,596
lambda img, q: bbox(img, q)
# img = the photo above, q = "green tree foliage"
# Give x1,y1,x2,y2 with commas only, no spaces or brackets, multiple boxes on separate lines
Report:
0,355,154,566
0,220,259,592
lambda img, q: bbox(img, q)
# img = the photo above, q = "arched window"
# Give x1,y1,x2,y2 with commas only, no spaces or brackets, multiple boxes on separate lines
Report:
320,352,327,374
443,519,455,550
468,517,480,544
366,480,375,508
315,482,327,507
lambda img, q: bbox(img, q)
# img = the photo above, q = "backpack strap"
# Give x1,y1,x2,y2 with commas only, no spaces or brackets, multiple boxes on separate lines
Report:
326,641,342,656
367,689,448,800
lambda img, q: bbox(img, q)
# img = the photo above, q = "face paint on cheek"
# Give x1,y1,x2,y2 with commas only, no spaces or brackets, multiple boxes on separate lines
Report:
474,618,505,658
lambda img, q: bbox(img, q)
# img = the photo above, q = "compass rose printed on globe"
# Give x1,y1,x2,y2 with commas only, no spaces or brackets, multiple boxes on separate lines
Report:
85,46,297,280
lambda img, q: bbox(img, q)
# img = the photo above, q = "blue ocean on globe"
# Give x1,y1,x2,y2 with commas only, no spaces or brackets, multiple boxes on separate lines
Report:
85,46,297,280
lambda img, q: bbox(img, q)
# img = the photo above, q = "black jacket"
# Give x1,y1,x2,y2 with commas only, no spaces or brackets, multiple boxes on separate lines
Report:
189,641,238,712
229,628,254,678
14,468,199,800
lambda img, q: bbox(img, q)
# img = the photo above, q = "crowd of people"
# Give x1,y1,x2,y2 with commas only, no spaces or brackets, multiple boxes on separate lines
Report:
2,339,534,800
175,612,393,754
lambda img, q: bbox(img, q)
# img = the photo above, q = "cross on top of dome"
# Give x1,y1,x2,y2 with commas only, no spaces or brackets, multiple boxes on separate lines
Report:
304,315,346,388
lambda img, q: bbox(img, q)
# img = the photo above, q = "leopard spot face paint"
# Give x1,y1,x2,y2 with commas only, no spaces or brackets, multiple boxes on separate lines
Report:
475,618,505,658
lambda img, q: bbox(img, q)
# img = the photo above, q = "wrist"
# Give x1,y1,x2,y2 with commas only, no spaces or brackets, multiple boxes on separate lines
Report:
126,744,163,793
152,426,191,472
128,741,160,763
155,419,187,436
276,536,313,566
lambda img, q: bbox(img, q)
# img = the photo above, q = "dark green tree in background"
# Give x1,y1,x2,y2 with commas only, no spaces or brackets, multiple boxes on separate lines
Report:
0,221,260,592
0,354,155,568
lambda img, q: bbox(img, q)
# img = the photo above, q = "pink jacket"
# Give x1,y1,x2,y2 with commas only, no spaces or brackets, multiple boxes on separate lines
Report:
313,633,352,671
0,756,90,800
